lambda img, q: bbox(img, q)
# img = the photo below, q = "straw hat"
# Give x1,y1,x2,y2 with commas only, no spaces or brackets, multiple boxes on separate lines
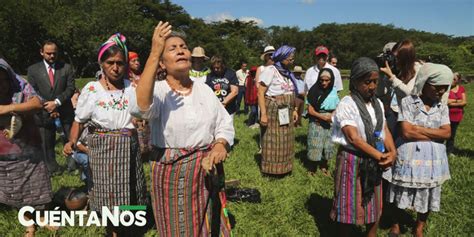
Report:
260,46,275,60
292,66,305,73
191,46,209,60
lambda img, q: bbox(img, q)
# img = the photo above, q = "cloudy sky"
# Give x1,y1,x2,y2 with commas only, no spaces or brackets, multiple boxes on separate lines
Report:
172,0,474,36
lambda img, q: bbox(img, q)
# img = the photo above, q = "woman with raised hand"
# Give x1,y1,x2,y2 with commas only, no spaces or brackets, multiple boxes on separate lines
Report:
330,57,396,237
63,33,147,236
383,63,453,237
306,68,340,176
129,22,234,236
258,45,299,176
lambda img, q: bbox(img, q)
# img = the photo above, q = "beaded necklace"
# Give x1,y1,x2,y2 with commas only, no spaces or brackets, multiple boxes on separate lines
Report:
104,79,125,105
167,80,193,97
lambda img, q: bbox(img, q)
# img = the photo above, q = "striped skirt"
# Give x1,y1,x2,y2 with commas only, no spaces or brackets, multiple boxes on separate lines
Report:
330,149,382,225
87,129,147,212
0,159,52,209
150,147,232,237
307,119,335,162
261,94,295,174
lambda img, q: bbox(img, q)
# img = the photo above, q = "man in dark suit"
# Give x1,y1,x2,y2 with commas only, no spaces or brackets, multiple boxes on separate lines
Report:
27,40,76,174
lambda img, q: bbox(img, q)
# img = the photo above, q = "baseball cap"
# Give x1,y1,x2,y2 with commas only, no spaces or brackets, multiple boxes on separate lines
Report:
315,46,329,56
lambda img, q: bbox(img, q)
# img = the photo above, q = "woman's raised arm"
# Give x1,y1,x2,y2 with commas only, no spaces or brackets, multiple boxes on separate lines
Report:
136,21,172,111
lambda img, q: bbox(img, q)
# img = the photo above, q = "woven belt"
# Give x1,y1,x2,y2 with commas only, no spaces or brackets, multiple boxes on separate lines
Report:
90,127,137,137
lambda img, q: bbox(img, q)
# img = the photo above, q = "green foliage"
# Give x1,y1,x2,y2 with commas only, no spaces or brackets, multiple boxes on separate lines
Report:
0,1,472,76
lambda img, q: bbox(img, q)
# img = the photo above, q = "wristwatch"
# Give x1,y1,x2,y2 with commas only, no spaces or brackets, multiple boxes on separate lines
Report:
212,140,230,152
54,99,61,106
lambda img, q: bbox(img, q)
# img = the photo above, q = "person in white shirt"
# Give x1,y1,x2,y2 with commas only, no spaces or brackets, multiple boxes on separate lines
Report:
63,33,147,236
255,46,275,87
189,46,210,83
130,22,234,236
255,46,275,153
304,45,343,93
235,62,248,113
330,57,396,237
258,45,298,176
379,40,424,139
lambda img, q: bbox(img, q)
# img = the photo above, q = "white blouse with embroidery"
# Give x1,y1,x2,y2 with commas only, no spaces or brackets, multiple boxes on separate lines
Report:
74,80,135,129
331,96,386,150
129,81,235,148
259,65,295,96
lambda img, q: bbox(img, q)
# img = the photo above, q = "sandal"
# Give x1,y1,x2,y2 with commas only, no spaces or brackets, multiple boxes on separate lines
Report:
320,168,331,177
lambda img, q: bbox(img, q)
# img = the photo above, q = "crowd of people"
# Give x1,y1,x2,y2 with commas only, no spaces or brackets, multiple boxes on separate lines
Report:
0,21,469,237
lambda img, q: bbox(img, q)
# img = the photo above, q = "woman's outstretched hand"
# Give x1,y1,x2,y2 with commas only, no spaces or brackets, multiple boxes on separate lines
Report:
136,21,172,111
151,21,172,55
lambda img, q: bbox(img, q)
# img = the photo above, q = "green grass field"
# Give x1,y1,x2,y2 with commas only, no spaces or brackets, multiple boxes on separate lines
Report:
0,80,472,236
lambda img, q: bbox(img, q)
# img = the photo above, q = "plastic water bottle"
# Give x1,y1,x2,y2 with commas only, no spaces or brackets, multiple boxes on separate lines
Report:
374,131,385,152
54,118,61,129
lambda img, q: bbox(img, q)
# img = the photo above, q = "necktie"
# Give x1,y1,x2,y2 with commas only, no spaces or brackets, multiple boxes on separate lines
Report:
48,66,54,88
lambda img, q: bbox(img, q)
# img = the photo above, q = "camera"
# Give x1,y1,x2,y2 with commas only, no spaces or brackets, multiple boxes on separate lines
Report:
376,51,396,70
376,42,399,74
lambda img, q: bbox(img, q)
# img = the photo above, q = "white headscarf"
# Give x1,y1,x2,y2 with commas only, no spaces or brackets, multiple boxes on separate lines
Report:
411,63,453,96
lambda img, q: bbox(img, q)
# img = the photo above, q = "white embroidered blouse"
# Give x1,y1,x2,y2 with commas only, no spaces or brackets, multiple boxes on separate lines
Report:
74,80,135,129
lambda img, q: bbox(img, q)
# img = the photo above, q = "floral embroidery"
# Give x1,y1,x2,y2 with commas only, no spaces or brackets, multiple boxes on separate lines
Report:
96,98,128,111
88,85,97,93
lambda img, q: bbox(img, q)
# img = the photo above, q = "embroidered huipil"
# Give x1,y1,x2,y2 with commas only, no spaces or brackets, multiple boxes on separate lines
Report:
75,80,134,129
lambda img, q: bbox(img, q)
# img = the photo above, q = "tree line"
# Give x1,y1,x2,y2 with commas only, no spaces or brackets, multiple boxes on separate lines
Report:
1,0,473,77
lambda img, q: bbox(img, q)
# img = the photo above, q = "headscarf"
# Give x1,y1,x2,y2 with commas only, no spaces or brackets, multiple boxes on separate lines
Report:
97,33,128,63
349,57,384,206
128,51,139,62
272,45,299,94
411,63,453,96
307,68,335,112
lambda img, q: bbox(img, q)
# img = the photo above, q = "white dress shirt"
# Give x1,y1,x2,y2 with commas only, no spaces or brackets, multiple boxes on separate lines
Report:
236,69,248,86
304,63,343,93
43,60,62,106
